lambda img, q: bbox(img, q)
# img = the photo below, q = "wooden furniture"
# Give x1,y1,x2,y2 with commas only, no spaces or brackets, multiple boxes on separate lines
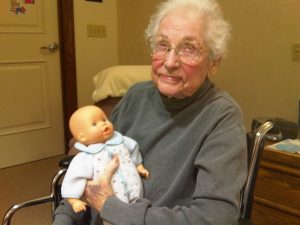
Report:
252,144,300,225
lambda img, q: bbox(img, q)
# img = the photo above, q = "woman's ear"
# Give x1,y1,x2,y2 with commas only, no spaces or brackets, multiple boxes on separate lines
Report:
209,57,221,75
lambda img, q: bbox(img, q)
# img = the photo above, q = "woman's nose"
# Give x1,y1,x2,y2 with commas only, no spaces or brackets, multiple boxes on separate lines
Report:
164,49,180,68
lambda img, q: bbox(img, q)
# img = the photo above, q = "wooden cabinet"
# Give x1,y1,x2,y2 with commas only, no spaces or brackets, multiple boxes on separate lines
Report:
252,146,300,225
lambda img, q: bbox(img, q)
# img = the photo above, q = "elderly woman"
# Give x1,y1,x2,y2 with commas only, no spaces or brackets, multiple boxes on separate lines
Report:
53,0,247,225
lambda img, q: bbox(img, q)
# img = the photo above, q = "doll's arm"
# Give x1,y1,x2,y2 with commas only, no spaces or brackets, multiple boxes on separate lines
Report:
67,198,87,213
136,164,150,179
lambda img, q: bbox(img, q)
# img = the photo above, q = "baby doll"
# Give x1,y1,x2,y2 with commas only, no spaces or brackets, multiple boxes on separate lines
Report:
61,105,149,213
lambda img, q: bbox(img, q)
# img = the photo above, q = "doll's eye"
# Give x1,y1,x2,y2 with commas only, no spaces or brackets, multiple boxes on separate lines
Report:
92,122,97,126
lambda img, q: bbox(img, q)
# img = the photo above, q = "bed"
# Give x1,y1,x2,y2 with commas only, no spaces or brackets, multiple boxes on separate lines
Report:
92,65,151,116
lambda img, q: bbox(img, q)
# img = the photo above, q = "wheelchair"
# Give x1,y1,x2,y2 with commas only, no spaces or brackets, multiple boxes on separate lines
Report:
2,121,273,225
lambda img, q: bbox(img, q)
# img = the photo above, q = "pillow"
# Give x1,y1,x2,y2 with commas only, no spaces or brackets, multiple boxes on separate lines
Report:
92,65,151,102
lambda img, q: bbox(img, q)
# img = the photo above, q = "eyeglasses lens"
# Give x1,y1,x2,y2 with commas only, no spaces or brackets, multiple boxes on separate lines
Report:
148,39,202,66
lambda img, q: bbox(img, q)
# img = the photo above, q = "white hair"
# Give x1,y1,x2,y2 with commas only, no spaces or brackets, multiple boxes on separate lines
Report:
145,0,231,59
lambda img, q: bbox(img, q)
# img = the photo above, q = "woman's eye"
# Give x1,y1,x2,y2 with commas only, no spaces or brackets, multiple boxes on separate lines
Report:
92,122,97,126
155,41,169,51
181,43,196,53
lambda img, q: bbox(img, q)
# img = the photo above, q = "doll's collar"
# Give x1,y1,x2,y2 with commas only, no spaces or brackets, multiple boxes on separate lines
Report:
74,131,123,154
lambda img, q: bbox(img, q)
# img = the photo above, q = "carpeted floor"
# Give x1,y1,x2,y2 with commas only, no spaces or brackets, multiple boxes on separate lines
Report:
0,155,65,225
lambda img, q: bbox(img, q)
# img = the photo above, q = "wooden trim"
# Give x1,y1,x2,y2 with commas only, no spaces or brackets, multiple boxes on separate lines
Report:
263,147,300,169
254,196,300,217
260,161,300,177
57,0,77,152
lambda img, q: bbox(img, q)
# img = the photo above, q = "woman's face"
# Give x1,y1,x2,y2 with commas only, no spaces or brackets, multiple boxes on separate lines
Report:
151,9,219,99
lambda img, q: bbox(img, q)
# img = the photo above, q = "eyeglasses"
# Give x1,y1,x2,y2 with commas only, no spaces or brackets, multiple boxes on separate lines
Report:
147,37,205,66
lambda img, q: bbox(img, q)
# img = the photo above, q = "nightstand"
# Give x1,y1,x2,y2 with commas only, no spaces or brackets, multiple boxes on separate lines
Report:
252,145,300,225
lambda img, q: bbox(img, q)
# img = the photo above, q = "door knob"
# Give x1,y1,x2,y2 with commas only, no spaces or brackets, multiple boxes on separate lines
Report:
40,42,59,52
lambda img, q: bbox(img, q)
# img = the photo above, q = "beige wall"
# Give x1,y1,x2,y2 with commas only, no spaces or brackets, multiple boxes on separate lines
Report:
213,0,300,130
74,0,155,106
74,0,118,106
117,0,300,131
117,0,160,64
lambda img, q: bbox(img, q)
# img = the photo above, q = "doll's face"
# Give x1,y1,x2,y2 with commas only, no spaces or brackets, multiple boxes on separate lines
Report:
69,106,114,145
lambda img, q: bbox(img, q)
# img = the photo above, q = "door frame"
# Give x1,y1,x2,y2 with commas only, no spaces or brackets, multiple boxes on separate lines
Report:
58,0,77,152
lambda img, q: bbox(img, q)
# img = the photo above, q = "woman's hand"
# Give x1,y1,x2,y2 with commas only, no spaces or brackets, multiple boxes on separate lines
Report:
83,155,119,211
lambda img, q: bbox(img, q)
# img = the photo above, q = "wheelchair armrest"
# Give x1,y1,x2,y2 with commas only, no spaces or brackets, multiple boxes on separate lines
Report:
59,155,75,168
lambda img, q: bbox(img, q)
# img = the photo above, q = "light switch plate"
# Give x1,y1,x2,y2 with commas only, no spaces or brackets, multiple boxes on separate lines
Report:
87,24,106,38
292,42,300,61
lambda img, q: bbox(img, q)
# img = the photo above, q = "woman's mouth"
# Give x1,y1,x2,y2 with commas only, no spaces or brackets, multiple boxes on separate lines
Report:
159,74,181,83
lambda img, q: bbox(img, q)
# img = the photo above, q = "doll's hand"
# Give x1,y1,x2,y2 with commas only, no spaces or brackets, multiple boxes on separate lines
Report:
137,164,150,179
84,155,119,211
67,198,87,213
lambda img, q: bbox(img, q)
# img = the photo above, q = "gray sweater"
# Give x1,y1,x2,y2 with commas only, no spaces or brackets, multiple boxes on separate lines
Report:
101,79,247,225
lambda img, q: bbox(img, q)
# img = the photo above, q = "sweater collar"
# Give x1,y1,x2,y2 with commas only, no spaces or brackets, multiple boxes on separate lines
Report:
160,78,213,111
74,131,123,154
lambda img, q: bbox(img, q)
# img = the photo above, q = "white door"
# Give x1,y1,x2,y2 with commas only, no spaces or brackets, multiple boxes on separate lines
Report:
0,0,65,168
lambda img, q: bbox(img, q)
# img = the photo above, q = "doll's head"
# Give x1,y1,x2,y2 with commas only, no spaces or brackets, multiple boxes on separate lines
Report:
69,105,114,145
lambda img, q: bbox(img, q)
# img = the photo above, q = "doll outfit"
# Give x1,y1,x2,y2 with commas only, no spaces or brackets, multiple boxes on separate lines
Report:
61,131,143,203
